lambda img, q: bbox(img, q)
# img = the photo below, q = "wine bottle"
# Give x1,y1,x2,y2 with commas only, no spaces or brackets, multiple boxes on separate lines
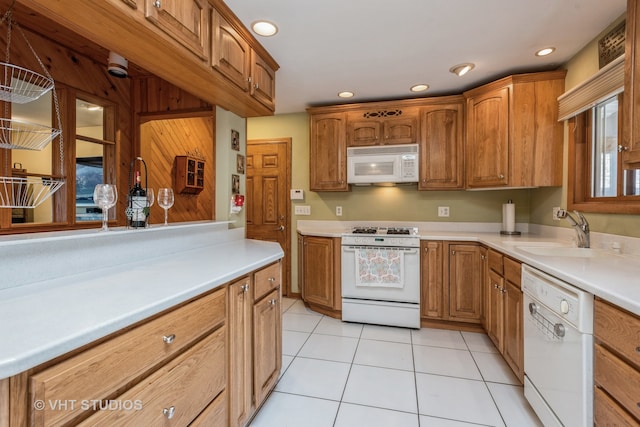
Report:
128,170,147,228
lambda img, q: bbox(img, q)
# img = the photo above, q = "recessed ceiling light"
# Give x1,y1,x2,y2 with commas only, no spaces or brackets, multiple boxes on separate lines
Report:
410,84,429,92
449,63,475,77
338,91,354,98
251,20,278,37
535,47,556,57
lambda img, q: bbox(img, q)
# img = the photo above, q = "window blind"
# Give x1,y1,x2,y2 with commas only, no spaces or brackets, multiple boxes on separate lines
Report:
557,54,625,121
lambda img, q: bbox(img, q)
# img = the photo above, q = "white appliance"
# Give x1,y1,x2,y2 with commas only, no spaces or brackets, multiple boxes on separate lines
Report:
341,226,420,328
347,144,419,185
522,265,594,427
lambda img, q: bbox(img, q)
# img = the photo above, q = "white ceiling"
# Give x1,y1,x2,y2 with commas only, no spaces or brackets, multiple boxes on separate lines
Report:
225,0,627,114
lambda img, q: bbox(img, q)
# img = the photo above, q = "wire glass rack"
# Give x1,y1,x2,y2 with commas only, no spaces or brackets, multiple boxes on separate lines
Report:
0,62,54,104
0,175,65,208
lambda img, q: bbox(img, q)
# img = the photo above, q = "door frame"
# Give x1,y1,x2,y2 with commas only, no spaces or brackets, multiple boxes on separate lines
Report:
247,137,292,297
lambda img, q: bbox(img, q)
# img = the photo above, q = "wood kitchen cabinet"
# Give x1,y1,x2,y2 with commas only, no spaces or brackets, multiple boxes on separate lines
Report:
623,0,640,167
346,106,419,146
308,112,349,192
299,234,342,317
418,97,465,190
175,155,205,194
144,0,209,60
420,240,444,319
464,71,566,189
485,248,524,382
593,298,640,425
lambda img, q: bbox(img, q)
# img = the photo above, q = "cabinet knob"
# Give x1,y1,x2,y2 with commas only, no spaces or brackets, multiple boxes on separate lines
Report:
270,298,277,306
451,250,456,255
153,0,161,8
268,277,276,283
163,406,175,419
636,346,640,353
618,145,629,152
162,334,176,344
254,83,259,90
498,174,505,179
241,283,249,292
424,247,428,253
481,255,486,260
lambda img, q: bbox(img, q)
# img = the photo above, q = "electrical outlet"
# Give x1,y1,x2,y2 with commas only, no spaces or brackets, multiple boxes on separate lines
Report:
336,206,342,216
294,205,311,215
552,207,564,221
438,206,450,217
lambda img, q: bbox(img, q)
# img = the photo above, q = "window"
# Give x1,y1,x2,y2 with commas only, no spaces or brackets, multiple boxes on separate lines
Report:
568,93,640,213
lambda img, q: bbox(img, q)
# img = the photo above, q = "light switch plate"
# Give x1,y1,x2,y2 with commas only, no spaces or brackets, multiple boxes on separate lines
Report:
295,205,311,215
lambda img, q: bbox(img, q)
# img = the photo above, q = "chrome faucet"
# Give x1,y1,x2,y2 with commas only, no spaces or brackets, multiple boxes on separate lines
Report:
558,210,590,248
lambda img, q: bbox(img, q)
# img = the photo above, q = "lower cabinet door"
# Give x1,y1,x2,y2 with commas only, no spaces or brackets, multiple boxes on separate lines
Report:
78,327,226,426
503,281,523,381
253,289,281,408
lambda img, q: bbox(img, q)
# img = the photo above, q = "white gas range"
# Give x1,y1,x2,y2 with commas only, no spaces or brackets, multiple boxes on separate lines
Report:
341,226,421,328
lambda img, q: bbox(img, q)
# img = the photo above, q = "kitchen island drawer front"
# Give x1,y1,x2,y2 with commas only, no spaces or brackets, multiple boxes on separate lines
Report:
594,343,640,421
78,327,226,427
30,288,226,427
594,386,639,427
189,390,227,427
595,299,640,369
254,261,281,301
488,249,503,275
503,257,521,288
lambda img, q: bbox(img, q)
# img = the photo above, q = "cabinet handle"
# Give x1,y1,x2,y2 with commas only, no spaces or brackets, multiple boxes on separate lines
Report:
498,174,505,179
618,145,629,152
451,250,456,255
481,255,486,260
163,406,175,419
254,83,259,90
162,334,176,344
424,247,428,253
268,277,276,283
153,0,161,8
241,283,249,292
269,298,277,306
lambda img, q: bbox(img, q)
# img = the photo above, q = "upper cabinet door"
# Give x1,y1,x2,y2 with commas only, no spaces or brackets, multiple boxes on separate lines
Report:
145,0,209,60
211,8,251,91
623,0,640,166
250,50,277,111
465,87,510,188
383,116,418,144
310,112,348,191
347,119,382,146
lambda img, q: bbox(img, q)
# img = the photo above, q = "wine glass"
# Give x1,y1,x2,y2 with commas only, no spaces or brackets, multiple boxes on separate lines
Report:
145,188,154,227
93,184,118,231
157,187,174,226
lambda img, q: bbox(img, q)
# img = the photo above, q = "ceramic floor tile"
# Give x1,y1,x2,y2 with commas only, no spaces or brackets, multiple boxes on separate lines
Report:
334,403,419,427
416,372,504,426
275,357,351,401
361,324,412,343
342,364,417,413
281,297,297,313
314,316,364,338
411,328,467,350
461,331,499,353
413,345,482,380
248,391,339,427
282,330,310,356
285,299,323,316
353,339,414,371
418,415,486,426
298,333,359,363
486,382,543,426
471,351,520,385
280,355,294,379
282,312,322,333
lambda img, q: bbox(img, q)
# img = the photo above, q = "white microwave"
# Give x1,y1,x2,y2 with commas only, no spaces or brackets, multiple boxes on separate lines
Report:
347,144,419,185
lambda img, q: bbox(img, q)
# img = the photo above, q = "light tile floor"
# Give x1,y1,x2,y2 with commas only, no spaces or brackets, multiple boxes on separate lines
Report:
249,298,543,427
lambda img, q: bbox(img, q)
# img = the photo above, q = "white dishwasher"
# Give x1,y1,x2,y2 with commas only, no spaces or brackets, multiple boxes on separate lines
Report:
522,265,594,427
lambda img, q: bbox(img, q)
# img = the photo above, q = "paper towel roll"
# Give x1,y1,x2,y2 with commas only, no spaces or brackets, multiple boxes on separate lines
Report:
502,201,515,233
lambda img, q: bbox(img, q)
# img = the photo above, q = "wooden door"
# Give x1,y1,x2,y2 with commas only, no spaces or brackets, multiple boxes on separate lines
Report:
228,277,252,427
247,139,291,295
253,289,281,408
420,240,444,319
447,243,482,323
309,112,348,191
503,281,523,381
419,102,464,189
466,87,510,188
301,236,335,308
145,0,208,59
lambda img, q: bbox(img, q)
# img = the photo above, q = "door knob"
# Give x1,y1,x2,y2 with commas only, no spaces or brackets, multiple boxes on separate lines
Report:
274,225,285,231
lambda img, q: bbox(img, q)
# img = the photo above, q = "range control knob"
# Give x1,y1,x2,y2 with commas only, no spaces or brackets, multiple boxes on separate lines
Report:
560,299,570,314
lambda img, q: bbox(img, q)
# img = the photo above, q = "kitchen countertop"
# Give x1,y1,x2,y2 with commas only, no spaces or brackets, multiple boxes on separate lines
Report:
297,220,640,317
0,226,283,379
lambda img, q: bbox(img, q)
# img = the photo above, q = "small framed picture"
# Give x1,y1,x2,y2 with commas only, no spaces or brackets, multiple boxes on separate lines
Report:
236,154,245,174
231,174,240,194
231,129,240,151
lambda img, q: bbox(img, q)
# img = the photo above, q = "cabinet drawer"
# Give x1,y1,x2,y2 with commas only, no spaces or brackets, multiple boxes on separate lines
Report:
254,262,281,301
189,390,227,427
503,257,521,288
30,288,226,427
488,249,503,275
79,326,226,426
594,344,640,421
595,299,640,370
594,386,639,427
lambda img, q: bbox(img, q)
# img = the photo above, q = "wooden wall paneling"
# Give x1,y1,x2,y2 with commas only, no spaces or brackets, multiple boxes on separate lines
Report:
139,116,214,224
132,76,212,114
